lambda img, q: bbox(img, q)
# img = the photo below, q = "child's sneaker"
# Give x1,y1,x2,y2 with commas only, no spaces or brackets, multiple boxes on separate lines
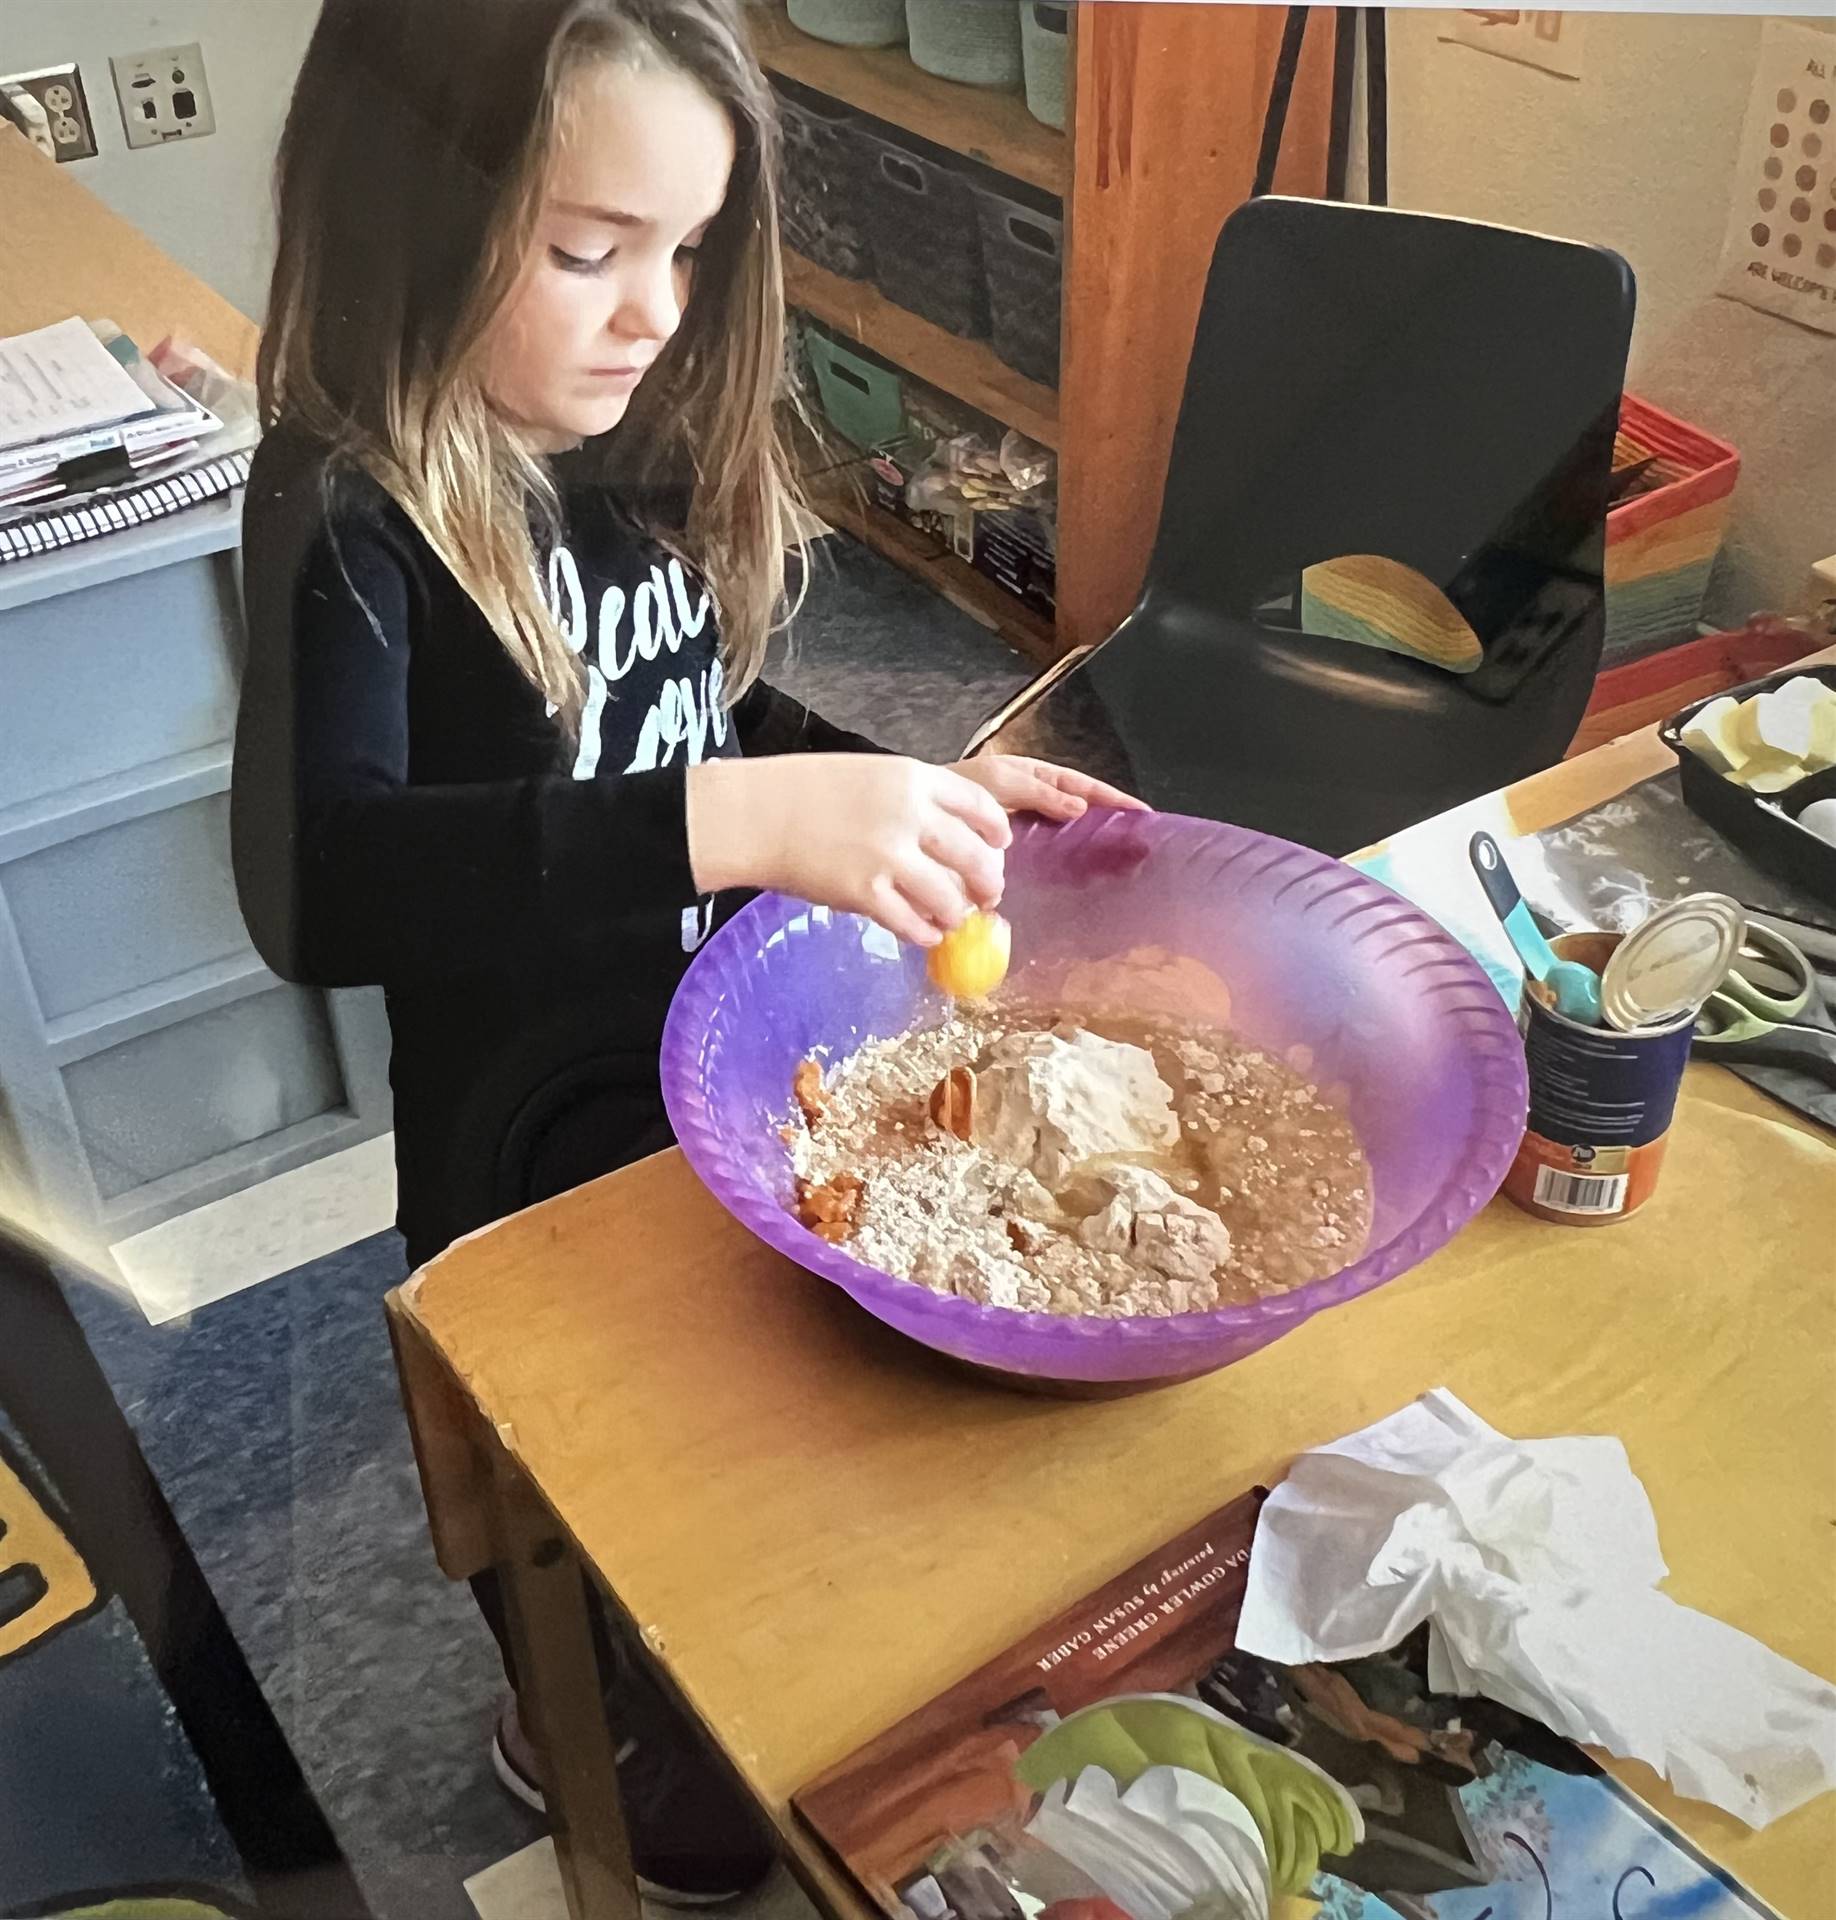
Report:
489,1694,552,1814
490,1692,774,1907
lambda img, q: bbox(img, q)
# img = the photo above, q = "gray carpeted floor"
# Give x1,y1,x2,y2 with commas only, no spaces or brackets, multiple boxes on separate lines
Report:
71,537,1032,1920
773,535,1033,756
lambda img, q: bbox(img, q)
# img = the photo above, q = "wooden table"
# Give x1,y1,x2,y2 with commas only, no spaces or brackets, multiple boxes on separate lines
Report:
388,703,1836,1920
0,127,258,377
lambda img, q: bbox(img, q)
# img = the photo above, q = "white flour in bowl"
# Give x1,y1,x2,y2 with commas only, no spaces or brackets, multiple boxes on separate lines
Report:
788,1004,1370,1318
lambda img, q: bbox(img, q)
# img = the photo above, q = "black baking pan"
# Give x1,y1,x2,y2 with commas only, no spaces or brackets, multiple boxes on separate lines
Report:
1660,663,1836,909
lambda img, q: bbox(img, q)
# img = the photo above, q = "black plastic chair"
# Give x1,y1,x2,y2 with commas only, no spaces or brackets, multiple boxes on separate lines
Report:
974,196,1636,855
0,1226,374,1918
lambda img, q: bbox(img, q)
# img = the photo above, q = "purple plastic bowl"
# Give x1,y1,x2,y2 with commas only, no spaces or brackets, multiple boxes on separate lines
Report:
662,810,1527,1389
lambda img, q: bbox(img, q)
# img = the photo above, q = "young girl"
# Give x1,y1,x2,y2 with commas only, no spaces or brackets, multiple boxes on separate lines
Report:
234,0,1131,1899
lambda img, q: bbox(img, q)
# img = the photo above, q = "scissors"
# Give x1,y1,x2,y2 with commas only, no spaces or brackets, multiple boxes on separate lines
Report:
1692,923,1836,1086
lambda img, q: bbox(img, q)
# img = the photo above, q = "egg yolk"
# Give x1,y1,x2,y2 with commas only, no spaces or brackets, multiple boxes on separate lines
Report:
928,910,1012,999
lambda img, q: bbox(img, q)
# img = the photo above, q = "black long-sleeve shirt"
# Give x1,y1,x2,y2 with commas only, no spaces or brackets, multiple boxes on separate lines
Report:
233,432,874,1262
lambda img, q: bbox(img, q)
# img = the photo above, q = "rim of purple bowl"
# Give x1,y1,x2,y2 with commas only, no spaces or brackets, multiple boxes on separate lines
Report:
661,813,1529,1367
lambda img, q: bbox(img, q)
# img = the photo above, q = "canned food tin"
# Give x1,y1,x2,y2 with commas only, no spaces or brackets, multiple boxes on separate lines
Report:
1503,931,1696,1225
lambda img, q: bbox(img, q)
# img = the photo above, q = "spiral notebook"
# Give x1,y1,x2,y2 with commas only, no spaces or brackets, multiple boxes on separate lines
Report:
0,447,250,566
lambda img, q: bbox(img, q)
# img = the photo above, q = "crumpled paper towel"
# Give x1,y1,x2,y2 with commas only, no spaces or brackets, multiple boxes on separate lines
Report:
1235,1388,1836,1828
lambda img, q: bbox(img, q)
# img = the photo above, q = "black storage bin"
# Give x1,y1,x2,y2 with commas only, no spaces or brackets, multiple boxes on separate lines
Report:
1662,664,1836,909
972,182,1063,385
860,128,988,338
775,79,875,280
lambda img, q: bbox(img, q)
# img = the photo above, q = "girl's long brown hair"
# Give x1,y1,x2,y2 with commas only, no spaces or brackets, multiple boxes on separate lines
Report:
261,0,798,728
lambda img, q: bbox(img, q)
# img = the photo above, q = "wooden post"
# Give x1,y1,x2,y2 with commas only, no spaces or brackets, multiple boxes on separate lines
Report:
490,1454,641,1920
1056,4,1335,649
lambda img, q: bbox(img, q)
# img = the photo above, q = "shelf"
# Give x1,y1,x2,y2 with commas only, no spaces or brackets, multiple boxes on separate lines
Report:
753,5,1068,196
45,951,271,1067
786,251,1059,449
807,473,1058,666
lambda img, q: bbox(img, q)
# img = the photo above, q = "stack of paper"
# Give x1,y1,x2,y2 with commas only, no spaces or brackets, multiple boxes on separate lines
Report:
0,315,222,522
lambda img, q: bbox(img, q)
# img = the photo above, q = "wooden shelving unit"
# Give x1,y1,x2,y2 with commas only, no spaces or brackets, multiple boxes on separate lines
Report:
806,469,1058,666
752,6,1068,196
759,5,1335,658
758,2,1067,654
785,251,1059,449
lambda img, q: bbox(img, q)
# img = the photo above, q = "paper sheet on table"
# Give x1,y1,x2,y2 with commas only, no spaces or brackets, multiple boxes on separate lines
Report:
0,317,154,446
1511,771,1836,940
1349,791,1524,1010
1236,1389,1836,1829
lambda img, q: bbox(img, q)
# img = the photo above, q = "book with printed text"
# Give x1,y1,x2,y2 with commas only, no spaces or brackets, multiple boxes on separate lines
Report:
794,1490,1779,1920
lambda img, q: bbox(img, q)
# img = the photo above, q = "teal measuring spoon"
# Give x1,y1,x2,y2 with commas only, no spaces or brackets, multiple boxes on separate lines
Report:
1468,831,1604,1026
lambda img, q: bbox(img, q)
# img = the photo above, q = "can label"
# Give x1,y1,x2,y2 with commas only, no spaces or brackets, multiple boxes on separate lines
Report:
1505,1134,1664,1221
1504,983,1694,1225
1533,1161,1628,1216
1522,1015,1693,1148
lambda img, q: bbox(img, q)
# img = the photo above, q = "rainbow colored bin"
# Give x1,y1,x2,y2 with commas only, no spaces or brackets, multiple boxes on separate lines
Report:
1604,393,1741,664
1298,393,1739,676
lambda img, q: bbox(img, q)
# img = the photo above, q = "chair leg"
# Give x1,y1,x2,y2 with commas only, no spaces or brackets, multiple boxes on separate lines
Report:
1252,7,1313,198
1326,9,1357,199
1363,10,1389,203
961,644,1095,757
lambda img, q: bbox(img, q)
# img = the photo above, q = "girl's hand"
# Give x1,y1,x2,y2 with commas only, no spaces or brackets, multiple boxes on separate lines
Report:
948,754,1146,823
687,755,1010,948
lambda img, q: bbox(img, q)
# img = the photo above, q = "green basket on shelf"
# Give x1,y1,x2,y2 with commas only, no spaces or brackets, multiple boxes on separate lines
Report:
802,323,908,450
905,0,1024,89
1022,2,1069,129
787,0,907,47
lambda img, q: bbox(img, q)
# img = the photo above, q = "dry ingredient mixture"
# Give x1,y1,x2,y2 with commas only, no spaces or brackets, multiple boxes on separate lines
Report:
788,1005,1372,1318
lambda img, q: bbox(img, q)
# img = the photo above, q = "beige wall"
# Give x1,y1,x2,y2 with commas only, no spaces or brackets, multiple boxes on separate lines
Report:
6,5,1828,622
1374,12,1835,625
1,0,319,320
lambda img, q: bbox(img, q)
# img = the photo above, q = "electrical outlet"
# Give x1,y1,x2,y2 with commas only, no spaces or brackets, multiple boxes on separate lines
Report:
0,63,99,162
111,42,215,150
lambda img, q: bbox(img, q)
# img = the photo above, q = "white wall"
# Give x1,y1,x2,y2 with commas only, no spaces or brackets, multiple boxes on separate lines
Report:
1,0,318,320
1374,12,1835,625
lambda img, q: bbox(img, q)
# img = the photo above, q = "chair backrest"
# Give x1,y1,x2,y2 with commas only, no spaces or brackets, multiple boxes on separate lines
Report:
1146,195,1635,670
978,198,1638,849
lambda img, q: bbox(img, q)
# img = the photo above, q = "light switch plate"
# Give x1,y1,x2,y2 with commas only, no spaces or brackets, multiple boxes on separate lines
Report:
0,63,100,162
111,42,215,149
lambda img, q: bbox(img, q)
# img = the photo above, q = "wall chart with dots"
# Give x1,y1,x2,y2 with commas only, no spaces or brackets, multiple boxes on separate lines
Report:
1717,20,1836,338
